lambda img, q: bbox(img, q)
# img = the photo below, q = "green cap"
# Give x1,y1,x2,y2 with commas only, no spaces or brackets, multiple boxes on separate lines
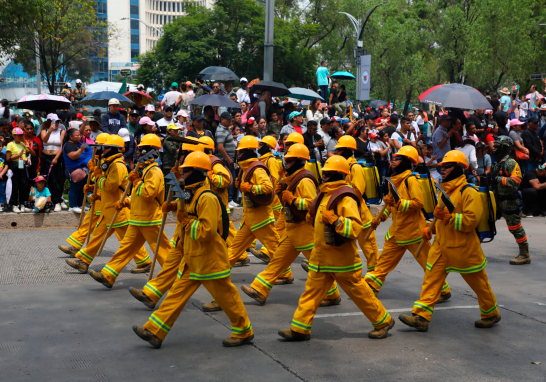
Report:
171,82,178,88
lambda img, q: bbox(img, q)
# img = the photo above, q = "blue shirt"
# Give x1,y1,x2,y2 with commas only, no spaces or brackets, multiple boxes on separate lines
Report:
316,66,330,86
432,125,451,161
500,95,511,112
31,186,51,199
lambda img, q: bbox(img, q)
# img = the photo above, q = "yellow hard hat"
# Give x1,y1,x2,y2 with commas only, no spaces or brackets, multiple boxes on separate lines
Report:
286,132,304,144
180,151,211,171
95,133,110,145
394,146,419,165
166,123,181,131
335,135,357,150
198,136,215,150
284,143,310,160
138,134,162,149
439,150,469,170
182,142,205,152
105,135,125,148
260,135,277,149
322,155,350,175
236,135,259,150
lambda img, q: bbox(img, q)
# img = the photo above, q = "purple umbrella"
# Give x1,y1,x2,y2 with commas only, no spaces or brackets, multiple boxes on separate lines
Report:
419,83,492,110
17,94,71,110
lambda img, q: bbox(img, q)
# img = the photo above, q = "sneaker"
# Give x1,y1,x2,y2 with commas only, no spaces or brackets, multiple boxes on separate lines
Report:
12,205,21,213
61,203,69,210
23,206,33,213
228,201,240,209
68,207,82,213
54,203,62,212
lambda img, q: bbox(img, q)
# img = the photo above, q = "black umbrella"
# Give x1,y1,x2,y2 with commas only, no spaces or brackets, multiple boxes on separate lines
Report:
80,91,134,107
199,66,239,81
419,83,492,110
368,99,388,109
250,81,290,97
189,94,240,108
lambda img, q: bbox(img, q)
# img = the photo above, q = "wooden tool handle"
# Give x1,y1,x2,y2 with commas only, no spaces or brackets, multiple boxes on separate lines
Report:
363,204,387,241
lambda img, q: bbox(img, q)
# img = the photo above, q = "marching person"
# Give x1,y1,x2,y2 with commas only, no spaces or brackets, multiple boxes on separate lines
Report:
278,156,395,341
132,152,254,348
399,151,500,331
89,134,170,288
364,146,451,301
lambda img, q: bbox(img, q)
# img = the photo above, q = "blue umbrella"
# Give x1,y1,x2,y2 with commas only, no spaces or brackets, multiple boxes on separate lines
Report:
288,87,324,101
330,71,356,80
80,91,134,107
189,94,240,108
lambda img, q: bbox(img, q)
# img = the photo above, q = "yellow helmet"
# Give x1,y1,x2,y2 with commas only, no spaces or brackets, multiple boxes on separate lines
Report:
284,143,309,160
138,134,162,149
322,155,350,175
260,135,277,149
198,136,215,150
286,132,304,144
440,150,469,170
105,135,125,148
236,135,259,150
394,146,419,165
95,133,110,145
335,135,357,150
182,136,204,152
180,151,211,171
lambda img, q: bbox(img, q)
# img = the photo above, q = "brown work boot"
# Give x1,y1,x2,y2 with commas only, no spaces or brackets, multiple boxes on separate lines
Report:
233,257,251,267
275,277,294,285
320,297,341,307
89,270,113,289
202,300,222,312
222,335,254,347
475,314,501,328
65,258,89,274
249,248,271,264
59,245,78,257
131,263,152,274
128,287,156,309
301,259,309,272
398,314,429,332
437,292,451,304
368,317,395,339
509,243,531,265
132,325,162,349
241,285,266,305
278,329,310,341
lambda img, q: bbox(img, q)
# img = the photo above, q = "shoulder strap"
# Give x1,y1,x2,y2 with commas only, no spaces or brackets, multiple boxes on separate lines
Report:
460,184,476,195
243,160,271,182
191,190,229,241
141,164,162,206
210,155,234,187
308,191,325,224
326,186,362,216
287,170,318,193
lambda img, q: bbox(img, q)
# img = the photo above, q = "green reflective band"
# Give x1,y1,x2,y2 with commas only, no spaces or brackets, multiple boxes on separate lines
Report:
217,175,223,188
136,183,143,197
366,273,383,287
282,267,292,275
150,314,171,333
446,258,487,274
441,283,449,292
98,177,105,191
254,185,262,195
177,269,182,279
107,220,129,229
297,198,305,211
272,204,283,211
227,208,231,214
295,243,314,251
308,263,319,272
256,275,273,290
77,249,93,262
129,220,163,226
367,264,376,271
250,217,275,231
383,209,389,217
373,311,389,327
401,199,410,212
135,255,151,265
317,262,363,273
95,210,101,215
362,220,372,229
454,213,463,231
342,217,352,238
190,220,200,240
103,265,119,277
385,230,392,241
326,285,338,296
480,303,498,315
144,283,163,298
414,302,434,314
426,262,433,271
291,319,312,331
189,269,231,280
68,236,83,248
396,236,422,246
231,322,252,334
170,239,176,248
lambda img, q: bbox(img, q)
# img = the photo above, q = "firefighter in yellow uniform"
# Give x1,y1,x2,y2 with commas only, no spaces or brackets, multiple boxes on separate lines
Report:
59,133,110,255
89,134,170,288
399,151,500,331
241,144,341,305
132,152,254,348
333,135,380,272
278,156,395,341
66,135,151,273
364,146,451,301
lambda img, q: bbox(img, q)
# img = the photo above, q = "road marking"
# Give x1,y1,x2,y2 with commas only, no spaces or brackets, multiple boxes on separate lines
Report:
315,305,505,318
535,302,546,306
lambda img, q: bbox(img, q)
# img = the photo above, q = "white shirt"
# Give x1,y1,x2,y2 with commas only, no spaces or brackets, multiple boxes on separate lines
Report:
237,88,250,104
396,121,420,135
162,91,182,107
0,107,14,120
456,144,477,169
317,129,331,160
391,131,415,153
424,156,441,181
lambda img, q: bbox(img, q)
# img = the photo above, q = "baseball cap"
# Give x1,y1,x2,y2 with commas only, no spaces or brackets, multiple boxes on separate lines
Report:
76,113,83,119
46,113,60,122
129,109,139,116
164,105,173,112
34,175,47,183
462,134,479,143
528,116,539,124
439,114,451,122
108,98,120,106
12,127,24,135
145,105,156,112
139,117,155,126
87,116,98,124
220,111,233,120
118,128,131,142
509,119,524,127
193,114,204,122
369,132,378,138
171,82,178,88
240,77,248,83
22,109,34,116
166,123,181,131
176,110,189,118
320,117,331,125
289,111,303,120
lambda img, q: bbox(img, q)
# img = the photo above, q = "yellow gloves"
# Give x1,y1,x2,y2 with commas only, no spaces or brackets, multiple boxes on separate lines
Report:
433,205,451,224
87,159,95,172
422,223,435,241
383,195,398,207
93,167,103,179
90,193,101,203
322,209,339,225
162,201,177,214
282,190,296,205
83,184,94,193
370,211,388,230
240,182,253,193
115,198,131,211
128,171,141,184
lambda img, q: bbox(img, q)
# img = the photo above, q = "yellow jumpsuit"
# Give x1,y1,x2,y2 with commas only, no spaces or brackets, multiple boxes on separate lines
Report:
364,170,450,296
412,175,498,321
250,168,340,301
100,160,170,285
346,157,380,271
208,157,237,247
228,158,278,266
290,180,392,335
75,156,150,266
66,207,101,249
143,183,253,341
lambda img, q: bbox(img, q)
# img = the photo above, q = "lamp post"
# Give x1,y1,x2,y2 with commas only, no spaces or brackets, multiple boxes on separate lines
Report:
338,2,387,101
263,0,275,81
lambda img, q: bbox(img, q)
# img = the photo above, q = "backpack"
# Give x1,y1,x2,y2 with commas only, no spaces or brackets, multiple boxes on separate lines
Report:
241,161,274,206
188,190,229,242
210,156,234,187
278,170,318,222
460,184,496,243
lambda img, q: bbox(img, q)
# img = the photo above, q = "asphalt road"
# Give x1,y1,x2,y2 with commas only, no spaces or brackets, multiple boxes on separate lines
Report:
0,217,544,382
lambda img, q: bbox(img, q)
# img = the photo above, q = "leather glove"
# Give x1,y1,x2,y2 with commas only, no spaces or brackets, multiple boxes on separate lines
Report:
306,212,314,226
162,201,177,214
87,159,95,172
128,171,141,184
171,166,182,181
422,223,433,241
83,184,94,193
383,195,397,207
275,182,283,195
240,182,253,193
235,177,241,189
115,198,131,211
178,210,191,227
93,167,103,179
433,205,451,224
322,209,339,225
282,190,296,205
370,211,387,230
90,192,101,203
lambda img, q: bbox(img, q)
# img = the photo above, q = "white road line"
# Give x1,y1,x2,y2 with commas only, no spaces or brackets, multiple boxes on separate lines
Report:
315,305,505,318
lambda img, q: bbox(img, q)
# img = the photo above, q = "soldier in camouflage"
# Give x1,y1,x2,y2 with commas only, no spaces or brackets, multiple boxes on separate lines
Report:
60,83,71,99
490,136,530,265
71,79,87,111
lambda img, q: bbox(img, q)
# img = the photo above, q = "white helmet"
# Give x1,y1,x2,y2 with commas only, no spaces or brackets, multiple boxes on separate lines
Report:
65,82,71,88
137,84,144,90
75,79,82,84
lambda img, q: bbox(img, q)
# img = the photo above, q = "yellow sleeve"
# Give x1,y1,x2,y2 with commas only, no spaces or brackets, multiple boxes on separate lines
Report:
135,167,161,200
250,167,274,195
267,157,281,183
334,196,363,240
188,193,219,241
397,176,424,213
293,178,317,211
101,162,126,192
448,189,482,233
350,165,366,200
209,163,231,189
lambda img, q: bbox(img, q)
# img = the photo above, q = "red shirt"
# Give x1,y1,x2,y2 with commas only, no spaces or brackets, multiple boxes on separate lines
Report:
293,126,303,134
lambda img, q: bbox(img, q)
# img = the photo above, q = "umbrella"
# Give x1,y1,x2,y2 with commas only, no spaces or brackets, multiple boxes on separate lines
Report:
199,66,239,81
368,99,388,109
418,83,492,110
123,90,153,108
288,87,324,101
250,81,290,97
189,94,240,108
80,91,134,107
17,94,71,110
526,93,544,100
330,71,356,80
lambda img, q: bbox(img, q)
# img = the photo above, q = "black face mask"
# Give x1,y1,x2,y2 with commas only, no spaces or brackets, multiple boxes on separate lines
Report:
103,148,121,158
204,148,213,155
138,146,154,156
322,171,346,184
392,157,413,175
339,148,353,160
238,148,257,162
443,165,464,183
184,169,207,187
258,145,271,156
285,159,305,175
494,144,511,159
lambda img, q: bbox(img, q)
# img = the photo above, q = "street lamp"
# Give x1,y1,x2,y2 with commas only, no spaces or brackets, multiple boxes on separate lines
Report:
120,17,164,39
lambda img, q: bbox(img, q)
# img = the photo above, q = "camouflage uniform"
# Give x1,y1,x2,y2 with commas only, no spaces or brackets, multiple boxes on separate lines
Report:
60,88,71,99
71,85,87,111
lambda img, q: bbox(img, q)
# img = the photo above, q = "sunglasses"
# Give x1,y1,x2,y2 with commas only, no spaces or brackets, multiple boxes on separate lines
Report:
439,163,456,169
392,156,403,162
